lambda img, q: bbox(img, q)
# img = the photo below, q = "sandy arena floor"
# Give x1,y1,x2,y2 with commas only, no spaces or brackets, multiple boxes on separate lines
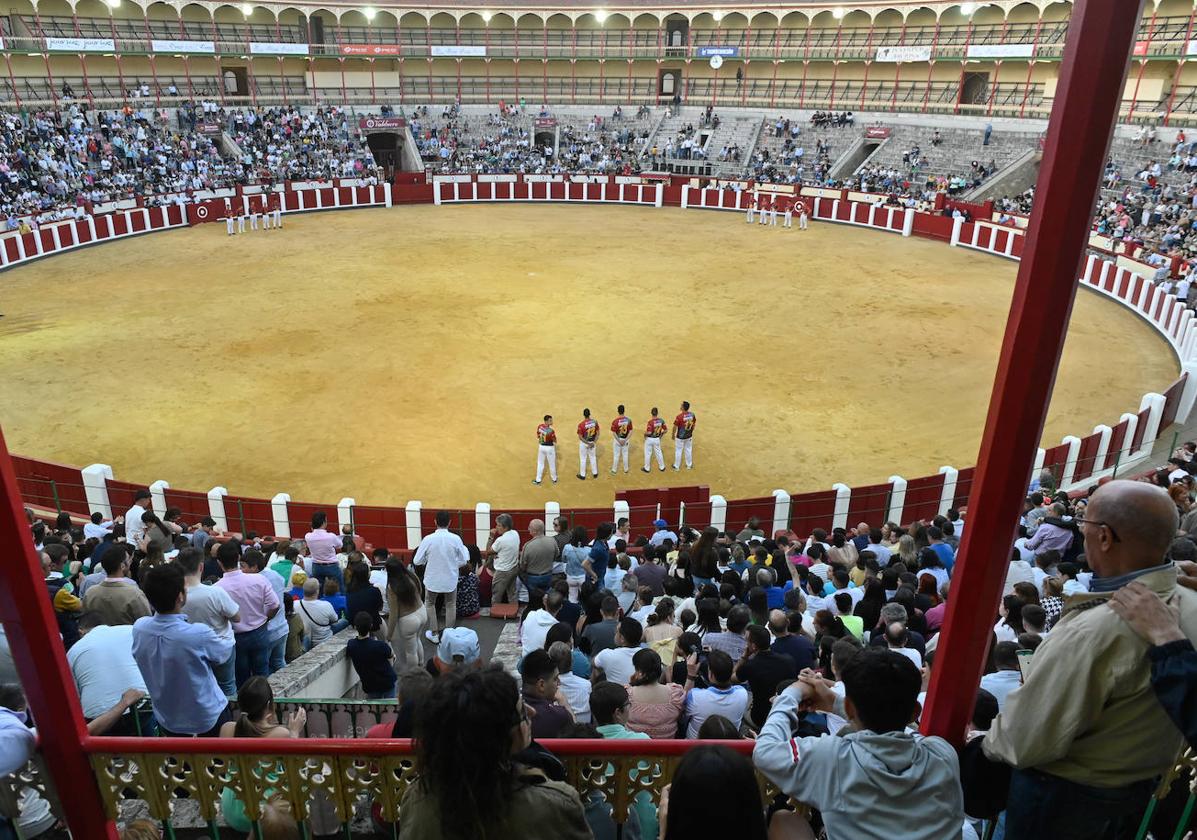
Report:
0,204,1178,509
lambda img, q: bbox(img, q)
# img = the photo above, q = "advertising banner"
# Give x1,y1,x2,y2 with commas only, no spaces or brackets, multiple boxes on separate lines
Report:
875,45,932,62
430,45,486,57
46,37,115,52
249,42,310,55
151,39,216,54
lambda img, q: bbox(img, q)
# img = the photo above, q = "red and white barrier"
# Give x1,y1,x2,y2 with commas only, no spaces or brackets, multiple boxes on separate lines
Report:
433,177,662,207
0,204,186,271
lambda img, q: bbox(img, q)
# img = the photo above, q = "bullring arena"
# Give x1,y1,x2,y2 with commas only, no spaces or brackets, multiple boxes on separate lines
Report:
1,0,1197,837
0,200,1180,509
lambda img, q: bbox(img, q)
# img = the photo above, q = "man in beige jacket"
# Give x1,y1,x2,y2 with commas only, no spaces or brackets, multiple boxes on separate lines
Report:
982,480,1197,839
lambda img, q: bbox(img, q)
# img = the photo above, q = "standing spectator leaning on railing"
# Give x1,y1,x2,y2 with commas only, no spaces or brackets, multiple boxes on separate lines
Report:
411,510,470,645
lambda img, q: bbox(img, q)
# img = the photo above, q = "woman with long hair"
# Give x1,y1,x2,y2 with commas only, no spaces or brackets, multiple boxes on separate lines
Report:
660,745,768,840
402,667,591,839
853,578,886,635
916,573,942,608
626,648,686,739
895,534,919,568
385,558,425,669
139,511,173,555
344,556,384,637
218,677,306,835
644,597,682,645
686,597,722,639
994,594,1026,643
827,532,858,569
917,547,949,590
689,526,720,590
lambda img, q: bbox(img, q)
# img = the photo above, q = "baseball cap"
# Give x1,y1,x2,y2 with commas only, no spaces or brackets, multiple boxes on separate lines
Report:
748,535,765,544
437,627,481,665
653,518,668,528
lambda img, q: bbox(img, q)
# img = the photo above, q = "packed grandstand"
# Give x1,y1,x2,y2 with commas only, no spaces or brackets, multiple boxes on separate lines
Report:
1,0,1197,837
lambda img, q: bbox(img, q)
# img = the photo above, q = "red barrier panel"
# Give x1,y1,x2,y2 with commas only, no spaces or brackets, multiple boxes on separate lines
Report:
1129,407,1151,452
128,211,147,233
1160,374,1186,429
336,187,353,206
318,188,336,208
110,214,129,236
288,501,332,544
1010,235,1026,258
958,222,975,245
11,456,89,514
661,185,684,207
161,488,211,521
2,236,19,263
166,204,186,226
1127,274,1143,305
725,496,776,533
22,232,40,255
835,201,852,222
790,490,837,536
224,495,276,536
1102,266,1118,293
355,186,373,205
73,219,92,245
352,505,412,551
1072,432,1103,483
105,479,145,516
1042,442,1071,482
562,507,612,534
846,482,891,528
902,474,945,523
952,467,975,511
55,225,74,248
1108,419,1130,465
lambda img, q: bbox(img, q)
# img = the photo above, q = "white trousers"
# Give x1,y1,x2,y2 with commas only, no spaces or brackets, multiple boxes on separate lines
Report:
536,445,557,482
237,216,245,233
260,213,270,229
800,214,809,230
746,208,754,223
674,438,693,469
770,209,778,226
612,437,630,472
273,209,282,227
579,442,597,476
226,216,234,235
644,438,665,470
249,213,258,230
784,211,793,228
759,209,768,225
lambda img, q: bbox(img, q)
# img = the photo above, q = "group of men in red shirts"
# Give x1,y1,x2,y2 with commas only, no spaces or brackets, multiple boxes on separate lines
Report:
746,192,809,231
533,402,697,485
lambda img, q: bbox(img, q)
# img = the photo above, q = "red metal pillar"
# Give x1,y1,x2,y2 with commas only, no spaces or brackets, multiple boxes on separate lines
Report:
891,19,907,112
3,54,21,109
1127,7,1156,121
954,19,974,114
1163,8,1196,126
1018,16,1044,119
921,0,1147,745
0,429,120,839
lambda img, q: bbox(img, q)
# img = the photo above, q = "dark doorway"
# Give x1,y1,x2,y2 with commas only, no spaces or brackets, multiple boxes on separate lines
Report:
658,68,682,98
665,17,689,57
960,72,990,106
223,67,248,97
365,132,399,179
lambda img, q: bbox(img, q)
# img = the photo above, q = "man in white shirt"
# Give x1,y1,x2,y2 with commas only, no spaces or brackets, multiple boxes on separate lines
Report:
412,510,470,644
296,578,344,648
177,548,240,697
522,591,565,656
593,618,643,686
123,489,152,547
549,641,592,723
1003,547,1036,596
648,519,678,548
486,513,521,607
979,642,1023,712
66,613,149,735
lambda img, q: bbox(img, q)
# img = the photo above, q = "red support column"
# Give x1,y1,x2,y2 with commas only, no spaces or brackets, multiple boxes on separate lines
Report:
1018,16,1044,119
921,20,940,112
921,0,1147,745
985,18,1009,116
891,19,907,112
1127,8,1156,121
141,13,161,106
0,428,120,839
859,19,875,109
1163,8,1197,125
3,53,21,109
954,20,974,114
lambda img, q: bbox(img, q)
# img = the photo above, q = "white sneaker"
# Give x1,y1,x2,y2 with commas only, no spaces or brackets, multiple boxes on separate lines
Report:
425,630,440,644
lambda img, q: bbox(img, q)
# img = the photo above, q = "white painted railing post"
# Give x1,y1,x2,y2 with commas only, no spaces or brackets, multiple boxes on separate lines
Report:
545,501,562,532
148,480,170,517
81,464,114,519
207,486,230,532
1117,412,1140,474
1090,424,1113,473
655,184,664,208
902,207,915,237
886,476,907,525
680,185,690,210
405,501,423,549
337,497,356,535
937,467,959,517
1137,393,1167,458
1178,361,1197,424
1058,436,1082,489
613,499,630,528
271,493,291,538
475,503,492,551
831,483,851,530
949,215,964,246
709,495,727,532
771,490,791,537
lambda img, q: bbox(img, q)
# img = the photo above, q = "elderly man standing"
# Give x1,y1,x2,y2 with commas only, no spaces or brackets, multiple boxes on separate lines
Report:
983,481,1197,839
412,510,469,645
520,519,558,595
485,514,521,608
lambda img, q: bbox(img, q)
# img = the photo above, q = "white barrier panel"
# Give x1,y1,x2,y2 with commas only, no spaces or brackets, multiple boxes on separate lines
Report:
271,494,292,539
81,464,114,520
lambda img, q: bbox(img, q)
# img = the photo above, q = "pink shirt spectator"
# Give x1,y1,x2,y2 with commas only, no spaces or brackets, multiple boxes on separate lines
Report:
214,570,280,633
925,601,947,632
305,528,342,565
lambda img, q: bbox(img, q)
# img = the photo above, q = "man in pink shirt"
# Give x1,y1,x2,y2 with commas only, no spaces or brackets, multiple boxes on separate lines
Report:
305,511,344,594
214,540,280,688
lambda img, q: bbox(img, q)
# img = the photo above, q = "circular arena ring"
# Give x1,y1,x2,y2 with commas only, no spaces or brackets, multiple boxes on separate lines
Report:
0,175,1189,549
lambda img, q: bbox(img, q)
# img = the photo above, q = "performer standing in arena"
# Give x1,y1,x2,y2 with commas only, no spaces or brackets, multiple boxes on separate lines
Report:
769,195,779,227
577,408,599,481
224,198,235,236
236,203,247,234
783,196,794,229
610,405,633,475
270,190,282,230
642,407,667,473
746,193,756,225
672,401,696,471
798,198,809,231
533,415,558,485
759,194,770,226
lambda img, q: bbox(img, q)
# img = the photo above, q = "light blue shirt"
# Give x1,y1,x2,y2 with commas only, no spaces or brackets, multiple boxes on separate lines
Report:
260,568,288,642
131,613,233,734
684,684,750,739
563,544,590,579
0,708,34,777
66,624,147,720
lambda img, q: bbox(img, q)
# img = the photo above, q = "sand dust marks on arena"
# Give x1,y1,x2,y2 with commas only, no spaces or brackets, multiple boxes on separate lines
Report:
0,204,1177,509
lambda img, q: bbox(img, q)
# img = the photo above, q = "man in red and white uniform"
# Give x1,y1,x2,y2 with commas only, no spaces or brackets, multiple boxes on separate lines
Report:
797,199,809,231
769,194,779,227
269,189,282,230
224,197,235,236
577,408,599,481
534,415,557,485
759,194,770,226
610,404,633,475
746,193,757,225
672,401,696,471
783,196,794,229
642,407,667,473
